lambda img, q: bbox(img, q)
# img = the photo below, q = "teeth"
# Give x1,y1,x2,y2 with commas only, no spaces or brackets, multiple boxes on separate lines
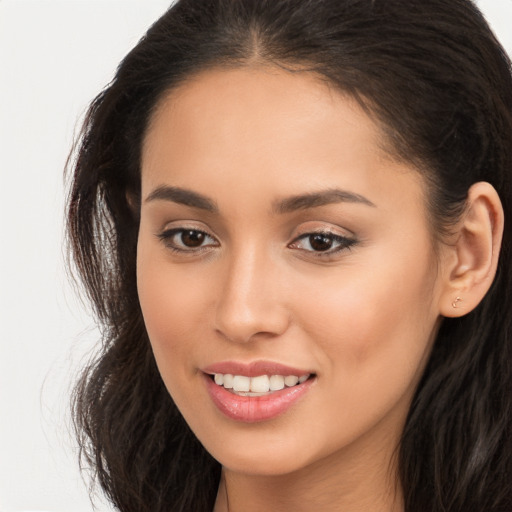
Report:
213,373,310,393
223,374,234,389
233,375,250,392
250,375,270,393
269,375,285,391
284,375,299,387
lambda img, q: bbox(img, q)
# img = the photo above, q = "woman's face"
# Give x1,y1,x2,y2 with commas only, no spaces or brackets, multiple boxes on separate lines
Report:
137,67,447,476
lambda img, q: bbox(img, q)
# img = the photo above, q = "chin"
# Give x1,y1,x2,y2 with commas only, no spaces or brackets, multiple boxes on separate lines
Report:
217,450,310,477
196,426,324,477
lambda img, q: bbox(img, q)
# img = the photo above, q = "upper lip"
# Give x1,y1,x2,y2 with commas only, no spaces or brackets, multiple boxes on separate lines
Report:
202,360,314,377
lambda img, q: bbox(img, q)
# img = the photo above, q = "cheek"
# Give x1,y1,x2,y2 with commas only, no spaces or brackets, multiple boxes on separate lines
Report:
295,248,439,377
136,248,214,424
136,240,207,372
289,256,439,451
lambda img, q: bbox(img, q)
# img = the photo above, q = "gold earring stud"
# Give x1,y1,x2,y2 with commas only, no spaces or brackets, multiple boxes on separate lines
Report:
452,296,463,308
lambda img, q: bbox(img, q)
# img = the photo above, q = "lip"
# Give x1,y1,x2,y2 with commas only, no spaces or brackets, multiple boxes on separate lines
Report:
202,360,316,423
202,360,313,378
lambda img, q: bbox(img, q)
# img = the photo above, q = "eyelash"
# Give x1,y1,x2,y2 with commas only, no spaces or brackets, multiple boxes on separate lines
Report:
157,228,218,254
156,228,357,257
289,231,357,256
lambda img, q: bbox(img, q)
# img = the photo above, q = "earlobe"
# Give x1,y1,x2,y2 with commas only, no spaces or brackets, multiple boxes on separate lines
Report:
439,182,504,318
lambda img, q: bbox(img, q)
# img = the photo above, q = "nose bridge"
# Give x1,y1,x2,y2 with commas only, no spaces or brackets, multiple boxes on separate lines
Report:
214,240,288,343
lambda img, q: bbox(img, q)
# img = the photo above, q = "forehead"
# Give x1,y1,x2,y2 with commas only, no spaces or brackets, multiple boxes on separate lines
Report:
141,66,426,217
143,67,391,166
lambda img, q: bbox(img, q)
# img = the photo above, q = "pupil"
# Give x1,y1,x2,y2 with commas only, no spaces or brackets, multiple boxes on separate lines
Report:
309,234,333,251
181,230,205,247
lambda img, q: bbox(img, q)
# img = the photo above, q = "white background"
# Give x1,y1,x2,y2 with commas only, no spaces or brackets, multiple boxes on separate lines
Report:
0,1,511,511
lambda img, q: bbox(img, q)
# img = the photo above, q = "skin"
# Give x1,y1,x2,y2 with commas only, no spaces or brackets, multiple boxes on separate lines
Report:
136,67,500,511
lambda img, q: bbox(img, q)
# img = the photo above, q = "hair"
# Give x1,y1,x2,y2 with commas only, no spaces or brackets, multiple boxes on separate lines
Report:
66,1,512,511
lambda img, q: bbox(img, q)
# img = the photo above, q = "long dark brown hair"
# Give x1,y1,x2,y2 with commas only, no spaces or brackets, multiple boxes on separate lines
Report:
67,1,512,510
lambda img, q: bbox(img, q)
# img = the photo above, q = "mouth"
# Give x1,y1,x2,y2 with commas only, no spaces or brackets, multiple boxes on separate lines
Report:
202,363,316,422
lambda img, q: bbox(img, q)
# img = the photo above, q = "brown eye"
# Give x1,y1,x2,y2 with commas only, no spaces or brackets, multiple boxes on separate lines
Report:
180,230,206,247
157,228,218,252
308,234,334,252
289,231,356,255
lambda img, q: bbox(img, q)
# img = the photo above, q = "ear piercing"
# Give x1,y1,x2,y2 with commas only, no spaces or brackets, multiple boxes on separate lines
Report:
452,296,463,308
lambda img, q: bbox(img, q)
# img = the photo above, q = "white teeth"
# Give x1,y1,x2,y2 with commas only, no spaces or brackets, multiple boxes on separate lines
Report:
269,375,285,391
250,375,270,393
213,373,311,393
223,374,234,389
233,375,250,392
284,375,299,387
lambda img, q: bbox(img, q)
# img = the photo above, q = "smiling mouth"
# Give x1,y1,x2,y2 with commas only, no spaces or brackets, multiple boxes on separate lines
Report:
204,369,316,422
211,373,312,396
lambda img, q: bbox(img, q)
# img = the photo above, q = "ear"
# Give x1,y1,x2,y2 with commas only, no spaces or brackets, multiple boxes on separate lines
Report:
439,182,504,318
126,190,141,216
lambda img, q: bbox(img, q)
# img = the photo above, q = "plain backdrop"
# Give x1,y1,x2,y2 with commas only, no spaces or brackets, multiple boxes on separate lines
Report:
0,1,511,511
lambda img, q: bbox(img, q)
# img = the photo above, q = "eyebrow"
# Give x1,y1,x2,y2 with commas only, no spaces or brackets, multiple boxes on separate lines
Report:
145,185,219,213
144,185,375,214
273,188,376,214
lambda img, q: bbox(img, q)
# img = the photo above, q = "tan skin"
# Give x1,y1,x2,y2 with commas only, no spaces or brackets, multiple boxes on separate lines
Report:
136,67,503,512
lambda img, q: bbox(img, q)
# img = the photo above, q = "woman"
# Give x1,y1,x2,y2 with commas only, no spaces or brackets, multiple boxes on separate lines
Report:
66,0,512,510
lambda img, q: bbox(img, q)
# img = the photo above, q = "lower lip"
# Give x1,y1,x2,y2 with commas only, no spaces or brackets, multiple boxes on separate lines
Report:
204,374,315,423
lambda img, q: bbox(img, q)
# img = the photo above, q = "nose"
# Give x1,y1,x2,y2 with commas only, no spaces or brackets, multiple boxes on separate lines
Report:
213,245,290,344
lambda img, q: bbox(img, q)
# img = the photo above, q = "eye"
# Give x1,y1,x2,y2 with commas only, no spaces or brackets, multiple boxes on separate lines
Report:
157,228,218,253
289,231,356,254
